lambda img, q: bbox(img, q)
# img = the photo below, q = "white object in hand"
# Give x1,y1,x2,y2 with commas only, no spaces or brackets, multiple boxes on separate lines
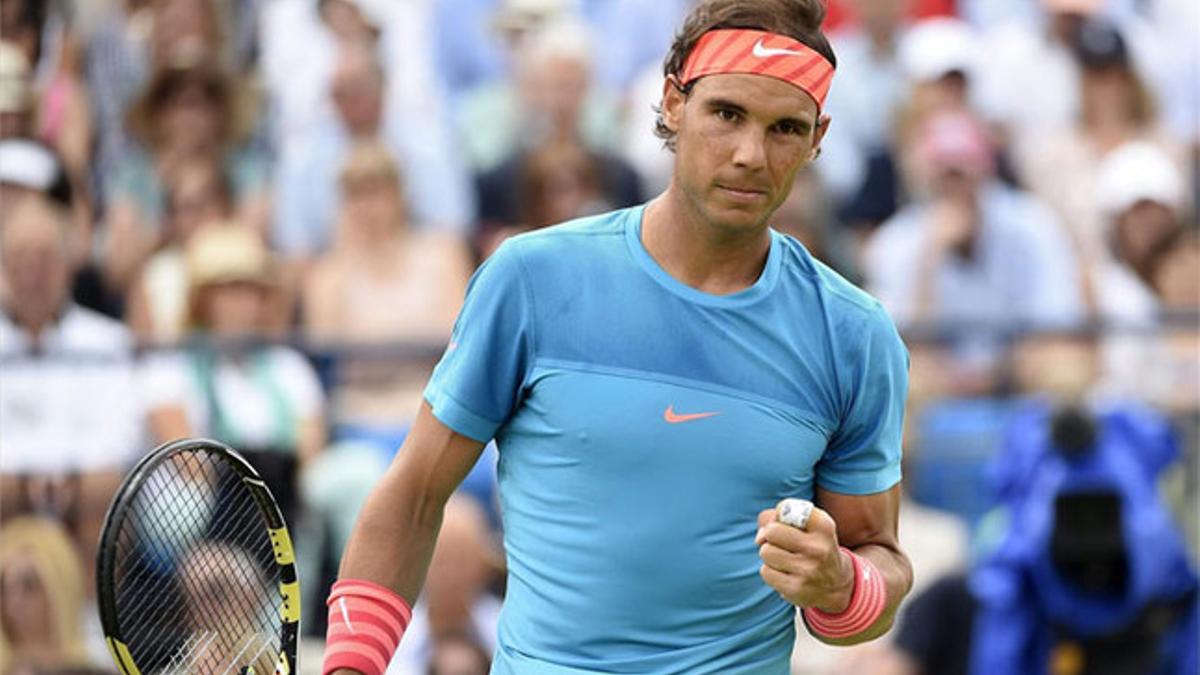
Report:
777,498,814,531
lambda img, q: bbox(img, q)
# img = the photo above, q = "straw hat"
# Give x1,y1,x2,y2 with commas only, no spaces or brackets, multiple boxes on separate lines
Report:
185,223,275,326
186,223,274,289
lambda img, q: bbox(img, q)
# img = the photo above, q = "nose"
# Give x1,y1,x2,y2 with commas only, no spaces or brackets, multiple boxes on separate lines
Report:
730,126,768,172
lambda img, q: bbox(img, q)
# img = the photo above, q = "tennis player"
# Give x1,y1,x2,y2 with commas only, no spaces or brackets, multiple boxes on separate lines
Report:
323,1,912,673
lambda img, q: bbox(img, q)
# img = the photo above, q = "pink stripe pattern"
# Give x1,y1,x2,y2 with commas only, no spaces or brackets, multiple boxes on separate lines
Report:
321,579,413,675
679,29,835,108
802,548,888,639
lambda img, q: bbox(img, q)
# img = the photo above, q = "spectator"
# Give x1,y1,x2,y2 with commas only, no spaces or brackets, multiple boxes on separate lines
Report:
817,0,912,228
974,0,1101,149
478,137,639,255
867,112,1083,330
84,0,235,207
894,18,978,154
104,54,268,295
1,0,95,202
125,158,233,344
0,195,141,591
0,138,112,318
1091,141,1191,325
0,517,92,674
457,18,621,173
176,542,274,675
304,142,470,435
865,113,1083,389
1089,141,1199,411
0,40,32,139
1018,17,1186,282
142,223,325,528
431,0,573,103
273,42,472,261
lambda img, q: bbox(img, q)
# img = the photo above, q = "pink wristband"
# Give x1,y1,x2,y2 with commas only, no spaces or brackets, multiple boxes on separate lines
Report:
802,548,888,639
322,579,413,675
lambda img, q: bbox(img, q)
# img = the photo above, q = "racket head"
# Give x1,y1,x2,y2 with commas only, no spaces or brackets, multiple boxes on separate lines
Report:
96,438,299,675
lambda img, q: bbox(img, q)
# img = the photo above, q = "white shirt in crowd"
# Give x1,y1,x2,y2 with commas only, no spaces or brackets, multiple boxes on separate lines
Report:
0,304,142,474
140,345,324,448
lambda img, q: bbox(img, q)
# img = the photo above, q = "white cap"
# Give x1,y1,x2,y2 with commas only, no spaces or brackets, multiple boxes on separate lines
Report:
900,18,978,83
494,0,575,33
1094,141,1185,217
0,139,59,190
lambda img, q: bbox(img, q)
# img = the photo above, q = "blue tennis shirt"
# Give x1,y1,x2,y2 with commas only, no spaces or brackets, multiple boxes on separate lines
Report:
424,204,908,674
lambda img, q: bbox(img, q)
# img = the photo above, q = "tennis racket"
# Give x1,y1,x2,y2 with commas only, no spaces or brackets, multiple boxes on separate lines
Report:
96,438,300,675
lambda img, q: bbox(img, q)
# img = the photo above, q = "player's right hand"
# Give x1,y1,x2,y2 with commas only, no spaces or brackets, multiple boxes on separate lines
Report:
755,505,855,613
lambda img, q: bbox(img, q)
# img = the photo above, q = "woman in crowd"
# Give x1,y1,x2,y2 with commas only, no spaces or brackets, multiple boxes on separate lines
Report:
303,142,471,441
103,55,268,296
126,157,232,344
144,223,325,527
1017,18,1186,312
0,517,92,674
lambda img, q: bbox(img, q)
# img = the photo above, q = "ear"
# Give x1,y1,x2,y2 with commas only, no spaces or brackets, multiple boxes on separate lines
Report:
660,75,688,135
809,114,831,162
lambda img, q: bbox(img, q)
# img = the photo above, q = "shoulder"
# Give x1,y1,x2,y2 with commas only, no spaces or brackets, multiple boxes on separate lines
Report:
266,345,317,375
778,235,905,352
983,185,1064,241
61,305,134,352
495,207,633,270
779,235,889,319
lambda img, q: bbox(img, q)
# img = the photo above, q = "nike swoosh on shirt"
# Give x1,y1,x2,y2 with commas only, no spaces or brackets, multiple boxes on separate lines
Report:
663,405,720,424
752,39,805,59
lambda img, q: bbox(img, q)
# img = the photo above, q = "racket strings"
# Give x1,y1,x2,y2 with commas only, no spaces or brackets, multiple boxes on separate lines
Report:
112,449,284,674
116,463,239,651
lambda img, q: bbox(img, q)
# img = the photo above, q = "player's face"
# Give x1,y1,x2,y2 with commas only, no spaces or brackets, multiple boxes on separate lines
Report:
662,73,828,233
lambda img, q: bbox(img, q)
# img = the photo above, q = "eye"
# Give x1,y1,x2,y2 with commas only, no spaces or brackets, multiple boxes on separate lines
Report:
715,108,740,123
774,121,806,136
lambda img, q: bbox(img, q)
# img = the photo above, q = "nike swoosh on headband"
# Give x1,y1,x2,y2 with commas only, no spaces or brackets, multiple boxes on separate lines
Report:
752,39,805,58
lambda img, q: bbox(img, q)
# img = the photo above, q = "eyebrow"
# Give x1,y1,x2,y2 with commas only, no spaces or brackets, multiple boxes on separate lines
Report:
703,97,813,130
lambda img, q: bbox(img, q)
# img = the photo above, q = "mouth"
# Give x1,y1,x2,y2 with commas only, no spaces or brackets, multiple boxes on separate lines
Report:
716,184,768,202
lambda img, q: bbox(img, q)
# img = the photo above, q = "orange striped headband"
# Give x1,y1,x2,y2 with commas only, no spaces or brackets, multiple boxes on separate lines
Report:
680,29,835,109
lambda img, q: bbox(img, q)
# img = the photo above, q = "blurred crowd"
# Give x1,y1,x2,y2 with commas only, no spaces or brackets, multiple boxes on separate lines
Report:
0,0,1196,674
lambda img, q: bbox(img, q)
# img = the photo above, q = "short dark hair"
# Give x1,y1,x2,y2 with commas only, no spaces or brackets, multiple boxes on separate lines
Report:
654,0,837,151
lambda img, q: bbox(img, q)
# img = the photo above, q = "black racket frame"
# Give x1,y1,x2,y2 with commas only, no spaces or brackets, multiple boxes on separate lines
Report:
96,438,300,675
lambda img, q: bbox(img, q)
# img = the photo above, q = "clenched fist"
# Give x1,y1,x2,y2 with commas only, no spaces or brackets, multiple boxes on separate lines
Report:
756,501,855,613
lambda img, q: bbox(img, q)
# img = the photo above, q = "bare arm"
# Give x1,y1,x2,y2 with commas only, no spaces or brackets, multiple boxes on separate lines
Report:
814,484,912,645
336,401,485,597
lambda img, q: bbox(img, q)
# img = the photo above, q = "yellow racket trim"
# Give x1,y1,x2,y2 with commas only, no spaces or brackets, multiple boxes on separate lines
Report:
106,637,142,675
280,580,301,623
269,526,296,565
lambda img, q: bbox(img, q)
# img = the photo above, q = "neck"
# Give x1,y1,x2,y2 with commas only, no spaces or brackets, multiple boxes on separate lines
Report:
9,301,62,345
347,119,381,139
641,186,772,296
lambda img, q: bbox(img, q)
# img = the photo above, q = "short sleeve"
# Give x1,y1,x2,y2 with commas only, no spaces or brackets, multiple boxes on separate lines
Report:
816,304,909,494
423,240,535,443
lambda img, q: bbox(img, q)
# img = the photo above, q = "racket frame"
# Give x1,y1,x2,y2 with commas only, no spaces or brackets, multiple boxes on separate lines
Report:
96,438,300,675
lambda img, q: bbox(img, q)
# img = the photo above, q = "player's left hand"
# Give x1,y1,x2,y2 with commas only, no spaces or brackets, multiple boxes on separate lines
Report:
756,504,855,613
